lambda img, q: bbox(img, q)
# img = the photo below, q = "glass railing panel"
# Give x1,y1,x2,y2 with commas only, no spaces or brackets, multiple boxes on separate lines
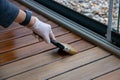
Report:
54,0,119,32
54,0,120,40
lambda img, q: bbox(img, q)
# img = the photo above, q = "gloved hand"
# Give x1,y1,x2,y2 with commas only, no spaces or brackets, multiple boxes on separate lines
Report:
30,17,56,43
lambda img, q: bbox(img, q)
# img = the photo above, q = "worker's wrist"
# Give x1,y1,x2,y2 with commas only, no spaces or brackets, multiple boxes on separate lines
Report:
27,16,36,28
15,10,35,28
20,10,32,26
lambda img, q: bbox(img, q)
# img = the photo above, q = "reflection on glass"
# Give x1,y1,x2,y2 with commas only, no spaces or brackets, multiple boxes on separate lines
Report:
54,0,119,32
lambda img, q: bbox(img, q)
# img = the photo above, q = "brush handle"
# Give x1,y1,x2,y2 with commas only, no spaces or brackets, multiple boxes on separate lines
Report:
33,32,64,49
50,39,64,49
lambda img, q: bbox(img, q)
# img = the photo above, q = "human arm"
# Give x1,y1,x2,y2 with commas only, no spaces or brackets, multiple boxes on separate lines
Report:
15,9,56,43
0,0,55,43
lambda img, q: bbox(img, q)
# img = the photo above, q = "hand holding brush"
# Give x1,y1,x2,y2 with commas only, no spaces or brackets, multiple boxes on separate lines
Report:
31,17,77,54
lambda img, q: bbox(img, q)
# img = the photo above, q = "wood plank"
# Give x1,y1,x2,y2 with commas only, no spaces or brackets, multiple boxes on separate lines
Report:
0,49,62,80
49,56,120,80
94,69,120,80
0,38,93,77
0,27,32,42
0,23,23,34
47,21,58,28
0,20,59,41
0,33,81,66
52,27,69,37
0,27,69,54
4,47,111,80
0,26,68,43
0,35,39,53
0,33,83,79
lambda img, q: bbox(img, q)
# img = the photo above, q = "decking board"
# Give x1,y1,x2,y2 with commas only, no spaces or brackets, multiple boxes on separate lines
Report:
0,38,93,79
0,27,32,42
94,69,120,80
0,35,39,53
0,33,81,66
0,23,22,34
0,0,119,80
3,47,110,80
0,27,70,54
0,49,62,80
0,22,58,45
0,19,60,43
49,56,120,80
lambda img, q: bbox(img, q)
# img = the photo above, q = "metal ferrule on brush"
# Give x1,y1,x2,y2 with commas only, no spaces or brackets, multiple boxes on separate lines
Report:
51,39,77,54
61,43,70,52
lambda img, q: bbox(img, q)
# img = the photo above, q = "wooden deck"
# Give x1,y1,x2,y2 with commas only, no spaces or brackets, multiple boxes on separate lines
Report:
0,0,120,80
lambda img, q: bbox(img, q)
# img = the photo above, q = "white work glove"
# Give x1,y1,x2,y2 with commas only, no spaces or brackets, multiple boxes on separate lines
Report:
30,17,56,43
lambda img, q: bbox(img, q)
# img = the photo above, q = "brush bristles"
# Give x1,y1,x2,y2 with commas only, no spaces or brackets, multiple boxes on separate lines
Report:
61,43,77,54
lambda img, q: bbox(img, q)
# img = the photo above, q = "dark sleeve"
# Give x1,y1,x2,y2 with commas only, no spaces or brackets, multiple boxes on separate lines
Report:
0,0,19,28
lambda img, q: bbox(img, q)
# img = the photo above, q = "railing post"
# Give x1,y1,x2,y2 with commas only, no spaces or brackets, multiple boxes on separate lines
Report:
106,0,114,42
117,0,120,32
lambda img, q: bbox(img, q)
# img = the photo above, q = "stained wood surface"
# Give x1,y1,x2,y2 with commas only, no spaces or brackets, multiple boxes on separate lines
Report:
0,23,22,34
0,27,32,42
0,40,94,79
0,33,80,66
94,69,120,80
0,0,120,80
3,47,110,80
49,56,120,80
0,27,69,53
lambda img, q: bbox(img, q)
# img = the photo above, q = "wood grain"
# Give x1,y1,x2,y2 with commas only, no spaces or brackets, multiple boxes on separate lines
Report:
52,27,69,37
0,27,69,54
46,21,58,28
0,23,23,34
0,27,32,42
0,33,82,79
49,56,120,80
0,41,93,77
0,49,62,80
0,35,39,53
3,47,111,80
0,33,80,66
0,26,68,42
1,1,119,80
94,69,120,80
